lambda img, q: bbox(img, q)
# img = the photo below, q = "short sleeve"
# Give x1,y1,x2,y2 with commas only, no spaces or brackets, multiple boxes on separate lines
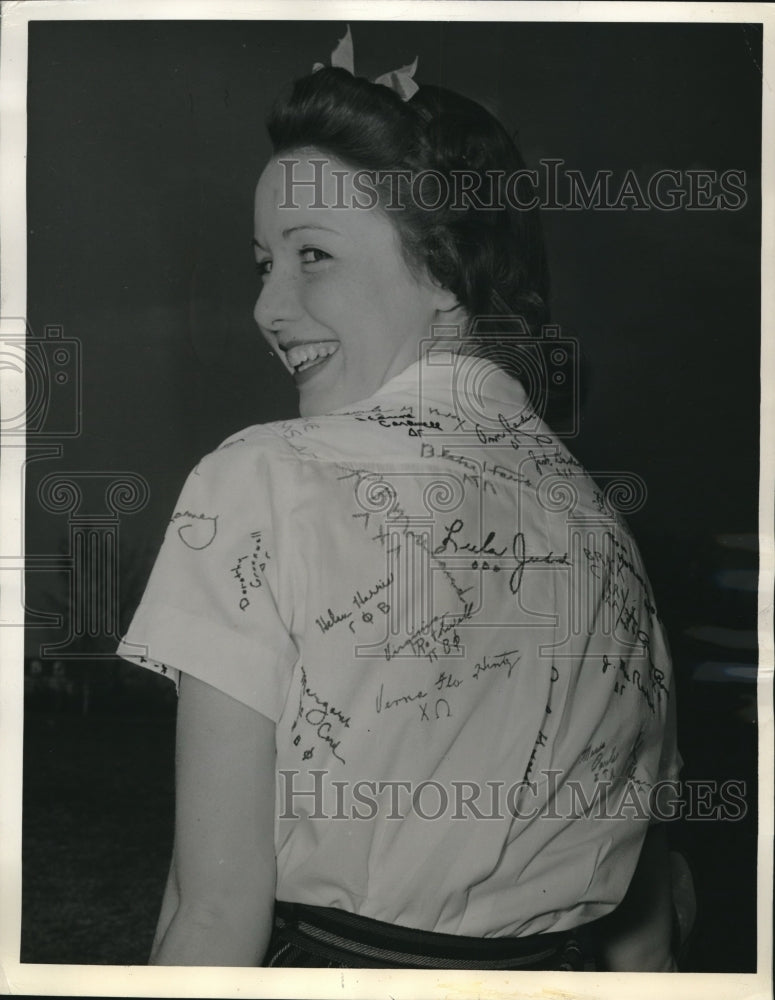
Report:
117,445,299,721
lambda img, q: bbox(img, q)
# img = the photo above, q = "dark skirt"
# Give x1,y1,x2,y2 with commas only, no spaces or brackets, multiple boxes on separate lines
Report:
264,901,587,970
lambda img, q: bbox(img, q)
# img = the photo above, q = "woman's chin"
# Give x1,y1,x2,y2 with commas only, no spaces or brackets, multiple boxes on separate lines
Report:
298,381,358,418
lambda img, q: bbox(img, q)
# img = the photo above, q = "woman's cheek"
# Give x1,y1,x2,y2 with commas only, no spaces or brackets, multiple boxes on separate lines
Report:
302,284,347,333
299,273,330,310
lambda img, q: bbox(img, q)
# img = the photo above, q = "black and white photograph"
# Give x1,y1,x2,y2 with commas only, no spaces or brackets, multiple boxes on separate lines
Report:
0,2,772,997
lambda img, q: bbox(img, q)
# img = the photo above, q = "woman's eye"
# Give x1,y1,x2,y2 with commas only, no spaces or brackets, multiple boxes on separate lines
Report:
300,247,331,266
255,259,272,277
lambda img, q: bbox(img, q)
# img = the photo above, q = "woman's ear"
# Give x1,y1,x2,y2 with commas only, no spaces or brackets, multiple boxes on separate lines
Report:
429,279,465,318
434,293,468,332
423,261,468,326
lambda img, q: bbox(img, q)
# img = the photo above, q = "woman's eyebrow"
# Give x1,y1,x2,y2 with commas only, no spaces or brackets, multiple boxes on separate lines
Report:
282,224,340,238
252,225,340,251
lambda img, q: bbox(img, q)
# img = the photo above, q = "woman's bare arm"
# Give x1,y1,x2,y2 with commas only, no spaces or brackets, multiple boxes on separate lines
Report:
150,673,277,966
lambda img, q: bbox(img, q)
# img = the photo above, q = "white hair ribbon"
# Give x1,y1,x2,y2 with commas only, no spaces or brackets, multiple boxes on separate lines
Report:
312,25,419,102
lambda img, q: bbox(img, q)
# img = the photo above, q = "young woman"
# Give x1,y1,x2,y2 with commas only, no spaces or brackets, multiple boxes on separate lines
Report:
119,41,681,972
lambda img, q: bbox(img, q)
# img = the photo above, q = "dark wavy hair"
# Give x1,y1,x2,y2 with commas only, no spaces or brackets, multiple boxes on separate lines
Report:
266,66,550,369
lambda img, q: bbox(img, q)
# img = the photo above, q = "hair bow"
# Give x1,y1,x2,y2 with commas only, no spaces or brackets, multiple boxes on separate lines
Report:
312,24,419,101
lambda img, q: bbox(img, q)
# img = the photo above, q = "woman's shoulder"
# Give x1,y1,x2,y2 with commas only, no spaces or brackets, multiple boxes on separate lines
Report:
184,423,307,497
215,410,423,467
190,413,383,490
205,421,309,463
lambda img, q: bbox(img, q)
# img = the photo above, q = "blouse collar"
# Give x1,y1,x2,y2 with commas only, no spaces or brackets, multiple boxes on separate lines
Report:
349,349,529,412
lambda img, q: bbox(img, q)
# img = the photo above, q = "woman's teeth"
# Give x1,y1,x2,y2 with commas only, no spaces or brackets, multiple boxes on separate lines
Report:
285,342,339,372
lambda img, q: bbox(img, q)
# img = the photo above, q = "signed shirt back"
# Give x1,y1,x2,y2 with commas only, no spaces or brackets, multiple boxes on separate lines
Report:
119,351,680,938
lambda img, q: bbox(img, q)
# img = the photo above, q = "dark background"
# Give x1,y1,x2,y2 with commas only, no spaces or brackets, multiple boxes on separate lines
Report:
22,20,761,969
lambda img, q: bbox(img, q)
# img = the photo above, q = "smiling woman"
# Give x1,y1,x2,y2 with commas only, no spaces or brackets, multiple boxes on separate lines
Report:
117,34,681,972
252,151,460,416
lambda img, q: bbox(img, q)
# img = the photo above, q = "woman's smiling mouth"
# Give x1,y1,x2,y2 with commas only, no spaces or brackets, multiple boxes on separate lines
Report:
283,341,340,382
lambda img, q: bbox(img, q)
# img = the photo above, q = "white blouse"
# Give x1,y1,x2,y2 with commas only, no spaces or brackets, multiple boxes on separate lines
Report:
119,350,681,938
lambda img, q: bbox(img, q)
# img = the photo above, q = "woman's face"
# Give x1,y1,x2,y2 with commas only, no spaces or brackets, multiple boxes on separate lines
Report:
253,149,457,417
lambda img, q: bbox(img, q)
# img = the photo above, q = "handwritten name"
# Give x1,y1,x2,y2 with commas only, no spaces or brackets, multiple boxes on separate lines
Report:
420,444,531,490
578,741,606,764
472,649,521,680
231,530,269,610
584,532,657,617
171,511,219,550
292,666,350,764
435,518,508,558
474,413,553,450
375,683,428,713
278,420,320,440
589,742,620,781
354,410,442,435
383,602,473,663
601,654,668,714
353,573,394,610
315,607,353,634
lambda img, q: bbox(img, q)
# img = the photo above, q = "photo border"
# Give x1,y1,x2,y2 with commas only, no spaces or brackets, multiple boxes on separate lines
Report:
1,2,772,997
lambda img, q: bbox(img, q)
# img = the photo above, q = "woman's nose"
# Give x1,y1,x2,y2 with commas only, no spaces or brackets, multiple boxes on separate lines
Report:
254,266,300,334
